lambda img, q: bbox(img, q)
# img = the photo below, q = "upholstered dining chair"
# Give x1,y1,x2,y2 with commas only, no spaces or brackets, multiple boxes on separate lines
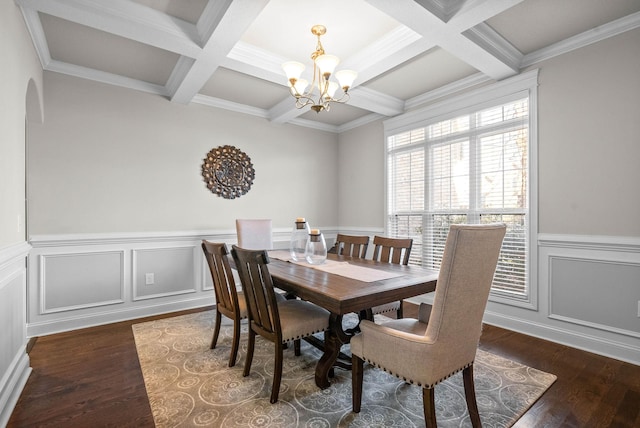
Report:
235,219,273,250
201,240,246,367
332,234,370,258
351,223,506,427
231,245,330,403
369,235,414,318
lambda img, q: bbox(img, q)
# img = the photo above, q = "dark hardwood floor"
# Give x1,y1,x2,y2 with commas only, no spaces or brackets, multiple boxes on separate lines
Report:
8,303,640,427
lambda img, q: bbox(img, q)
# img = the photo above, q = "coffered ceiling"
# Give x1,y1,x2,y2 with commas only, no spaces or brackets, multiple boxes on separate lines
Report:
16,0,640,133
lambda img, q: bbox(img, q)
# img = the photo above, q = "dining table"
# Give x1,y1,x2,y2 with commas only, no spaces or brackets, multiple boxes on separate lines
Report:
266,250,439,389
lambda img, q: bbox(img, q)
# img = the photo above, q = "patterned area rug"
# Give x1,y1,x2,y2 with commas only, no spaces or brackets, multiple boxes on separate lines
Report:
132,310,555,427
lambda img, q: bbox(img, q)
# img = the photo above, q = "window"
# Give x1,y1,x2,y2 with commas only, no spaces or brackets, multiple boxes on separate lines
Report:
385,71,537,305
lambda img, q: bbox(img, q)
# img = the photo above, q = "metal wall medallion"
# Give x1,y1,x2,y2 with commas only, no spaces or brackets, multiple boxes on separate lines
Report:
201,145,255,199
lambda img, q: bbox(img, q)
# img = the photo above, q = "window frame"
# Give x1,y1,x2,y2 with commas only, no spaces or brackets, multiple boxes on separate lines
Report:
383,70,538,310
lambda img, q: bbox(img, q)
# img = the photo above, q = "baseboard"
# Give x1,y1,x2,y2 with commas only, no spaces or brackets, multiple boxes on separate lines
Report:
482,310,640,366
27,295,214,337
0,348,31,428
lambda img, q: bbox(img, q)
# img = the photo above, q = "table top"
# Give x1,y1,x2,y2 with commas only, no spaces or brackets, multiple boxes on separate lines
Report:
267,253,438,315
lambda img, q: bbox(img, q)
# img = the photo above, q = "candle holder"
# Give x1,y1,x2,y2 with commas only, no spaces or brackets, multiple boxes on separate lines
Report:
305,229,327,265
290,217,310,262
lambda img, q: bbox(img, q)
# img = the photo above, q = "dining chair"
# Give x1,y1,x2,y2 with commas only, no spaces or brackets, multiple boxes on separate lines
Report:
369,235,413,318
202,240,285,367
235,219,273,250
231,245,330,403
351,223,507,427
332,233,370,258
201,240,246,367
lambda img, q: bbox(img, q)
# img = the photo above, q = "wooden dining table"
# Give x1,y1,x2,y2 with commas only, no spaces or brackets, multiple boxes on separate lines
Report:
266,251,439,389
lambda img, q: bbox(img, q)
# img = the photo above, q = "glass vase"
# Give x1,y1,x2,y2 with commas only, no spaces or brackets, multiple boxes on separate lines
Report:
289,217,310,262
305,229,327,265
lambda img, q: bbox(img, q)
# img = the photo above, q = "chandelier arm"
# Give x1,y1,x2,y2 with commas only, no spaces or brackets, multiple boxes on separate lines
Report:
283,25,357,113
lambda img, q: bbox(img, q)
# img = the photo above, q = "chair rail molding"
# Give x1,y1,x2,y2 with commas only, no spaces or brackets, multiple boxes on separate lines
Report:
26,228,344,337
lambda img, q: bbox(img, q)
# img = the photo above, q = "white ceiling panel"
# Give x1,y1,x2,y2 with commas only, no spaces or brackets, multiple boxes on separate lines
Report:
17,0,640,131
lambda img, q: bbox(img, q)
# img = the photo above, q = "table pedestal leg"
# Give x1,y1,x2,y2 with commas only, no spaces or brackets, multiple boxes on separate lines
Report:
315,313,349,389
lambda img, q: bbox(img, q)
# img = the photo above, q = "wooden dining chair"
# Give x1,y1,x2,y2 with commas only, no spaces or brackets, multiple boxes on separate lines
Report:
235,219,273,250
332,234,370,258
201,240,246,367
351,224,506,427
231,245,330,403
372,235,413,265
369,235,413,318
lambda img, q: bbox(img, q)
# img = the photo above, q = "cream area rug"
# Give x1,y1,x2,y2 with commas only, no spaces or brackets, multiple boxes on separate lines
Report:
132,310,556,428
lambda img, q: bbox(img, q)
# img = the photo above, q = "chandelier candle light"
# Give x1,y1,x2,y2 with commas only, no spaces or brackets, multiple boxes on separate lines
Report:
282,25,357,113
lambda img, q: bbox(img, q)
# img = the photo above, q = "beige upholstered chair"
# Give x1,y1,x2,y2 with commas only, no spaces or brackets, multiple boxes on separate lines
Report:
235,219,273,250
201,241,246,367
332,234,370,258
369,236,413,318
351,224,506,427
231,245,330,403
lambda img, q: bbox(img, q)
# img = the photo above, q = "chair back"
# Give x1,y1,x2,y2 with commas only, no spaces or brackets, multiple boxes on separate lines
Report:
372,236,413,265
334,234,370,259
231,245,281,342
201,241,240,317
425,224,506,367
236,219,273,250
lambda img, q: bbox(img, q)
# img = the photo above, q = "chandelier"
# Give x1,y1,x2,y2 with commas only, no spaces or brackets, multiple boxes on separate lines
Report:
282,25,357,113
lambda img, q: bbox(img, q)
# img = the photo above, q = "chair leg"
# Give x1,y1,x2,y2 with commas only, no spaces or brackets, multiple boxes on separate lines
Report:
294,339,301,356
210,311,222,349
463,364,482,428
397,300,404,319
228,317,241,367
422,387,437,428
352,355,364,413
243,329,255,377
271,343,284,403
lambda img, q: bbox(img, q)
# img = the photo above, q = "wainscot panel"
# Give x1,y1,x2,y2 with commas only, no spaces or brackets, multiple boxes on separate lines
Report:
0,242,31,427
26,228,341,337
408,234,640,366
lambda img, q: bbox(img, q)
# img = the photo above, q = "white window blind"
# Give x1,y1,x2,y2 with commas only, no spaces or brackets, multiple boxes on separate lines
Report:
387,98,530,298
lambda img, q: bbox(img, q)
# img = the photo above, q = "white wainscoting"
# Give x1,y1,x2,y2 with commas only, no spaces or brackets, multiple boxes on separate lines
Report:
27,227,341,337
408,233,640,365
28,230,638,365
0,241,31,427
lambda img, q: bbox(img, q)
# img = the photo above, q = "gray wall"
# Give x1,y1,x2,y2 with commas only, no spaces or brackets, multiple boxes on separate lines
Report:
28,72,340,235
339,28,640,237
2,13,639,426
338,28,640,364
536,28,640,236
0,1,43,424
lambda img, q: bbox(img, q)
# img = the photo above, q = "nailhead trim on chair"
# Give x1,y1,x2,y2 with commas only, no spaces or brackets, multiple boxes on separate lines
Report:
282,328,328,343
362,358,474,389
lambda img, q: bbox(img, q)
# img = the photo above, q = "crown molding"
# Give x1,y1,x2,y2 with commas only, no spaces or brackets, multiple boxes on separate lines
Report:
522,11,640,68
348,86,405,116
287,118,339,133
191,94,269,119
337,113,385,133
464,22,523,71
224,41,287,85
45,60,168,96
404,72,492,110
18,5,51,69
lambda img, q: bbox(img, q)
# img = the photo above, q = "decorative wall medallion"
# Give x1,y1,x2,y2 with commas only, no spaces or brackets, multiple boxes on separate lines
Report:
201,145,255,199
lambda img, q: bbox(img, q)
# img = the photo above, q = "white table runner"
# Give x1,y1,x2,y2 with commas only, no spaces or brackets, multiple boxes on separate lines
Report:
268,250,403,282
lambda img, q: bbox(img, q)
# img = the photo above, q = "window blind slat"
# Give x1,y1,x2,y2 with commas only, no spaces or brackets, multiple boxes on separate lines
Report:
387,98,530,298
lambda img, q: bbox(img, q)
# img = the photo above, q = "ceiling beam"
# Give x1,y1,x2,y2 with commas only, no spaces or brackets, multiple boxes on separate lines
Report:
16,0,202,57
168,0,269,104
366,0,524,80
